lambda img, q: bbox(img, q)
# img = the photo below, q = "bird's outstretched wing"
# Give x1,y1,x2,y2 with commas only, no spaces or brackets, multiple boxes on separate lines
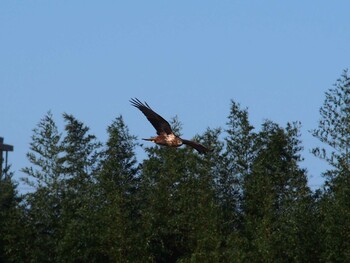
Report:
130,98,173,135
182,139,210,154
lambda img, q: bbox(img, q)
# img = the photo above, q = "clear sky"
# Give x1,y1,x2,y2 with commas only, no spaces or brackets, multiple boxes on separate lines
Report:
1,1,350,192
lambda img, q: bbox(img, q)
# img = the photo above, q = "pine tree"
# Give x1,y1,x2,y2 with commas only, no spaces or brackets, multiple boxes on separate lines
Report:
57,113,103,262
0,169,23,262
242,121,315,262
22,111,63,188
139,118,221,262
21,112,64,262
185,127,228,262
95,115,141,261
223,101,256,251
311,69,350,178
21,113,139,262
311,69,350,262
60,113,101,182
225,100,256,176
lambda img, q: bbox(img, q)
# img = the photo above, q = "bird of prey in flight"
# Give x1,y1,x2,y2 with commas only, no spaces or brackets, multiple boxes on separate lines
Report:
130,98,210,154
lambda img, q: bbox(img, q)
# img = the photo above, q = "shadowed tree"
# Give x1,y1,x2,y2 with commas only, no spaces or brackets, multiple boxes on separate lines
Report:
242,121,316,262
311,69,350,179
224,101,256,230
22,111,63,188
0,169,24,263
4,96,333,262
311,69,350,262
220,101,257,261
56,113,103,262
139,117,221,262
21,112,104,262
21,112,64,262
95,115,141,261
21,113,139,262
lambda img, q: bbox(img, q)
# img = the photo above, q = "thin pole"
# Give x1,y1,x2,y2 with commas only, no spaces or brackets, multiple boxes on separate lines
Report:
0,150,2,178
5,150,8,177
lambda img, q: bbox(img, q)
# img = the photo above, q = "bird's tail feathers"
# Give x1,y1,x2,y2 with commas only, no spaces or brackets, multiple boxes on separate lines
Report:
182,139,210,154
142,138,155,142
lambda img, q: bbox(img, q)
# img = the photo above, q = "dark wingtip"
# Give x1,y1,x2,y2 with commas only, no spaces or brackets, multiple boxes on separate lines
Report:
130,98,142,107
130,98,151,110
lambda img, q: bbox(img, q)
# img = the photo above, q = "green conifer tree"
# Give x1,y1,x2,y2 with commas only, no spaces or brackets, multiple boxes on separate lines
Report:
21,112,64,262
311,69,350,262
57,113,103,262
96,115,141,261
242,121,315,262
0,169,24,263
139,118,221,262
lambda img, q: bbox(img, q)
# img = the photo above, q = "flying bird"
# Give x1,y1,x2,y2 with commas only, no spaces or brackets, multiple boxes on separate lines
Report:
130,98,210,154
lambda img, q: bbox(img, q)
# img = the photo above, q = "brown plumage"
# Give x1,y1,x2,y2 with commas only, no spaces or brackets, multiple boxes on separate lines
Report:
130,98,210,154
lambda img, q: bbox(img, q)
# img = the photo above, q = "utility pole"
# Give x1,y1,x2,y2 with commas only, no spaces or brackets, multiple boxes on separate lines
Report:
0,137,14,178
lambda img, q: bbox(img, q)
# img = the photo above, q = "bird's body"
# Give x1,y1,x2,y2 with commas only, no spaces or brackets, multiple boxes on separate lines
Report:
130,98,209,154
143,133,182,147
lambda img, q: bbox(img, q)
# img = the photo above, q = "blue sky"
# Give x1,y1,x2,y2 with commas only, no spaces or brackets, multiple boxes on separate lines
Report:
1,1,349,192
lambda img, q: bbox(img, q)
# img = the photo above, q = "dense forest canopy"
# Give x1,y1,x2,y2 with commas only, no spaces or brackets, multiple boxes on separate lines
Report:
1,70,350,262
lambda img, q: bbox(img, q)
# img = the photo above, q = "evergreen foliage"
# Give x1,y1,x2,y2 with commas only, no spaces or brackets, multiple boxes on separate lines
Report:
0,169,22,262
311,69,350,262
241,121,316,262
2,70,350,262
311,69,350,178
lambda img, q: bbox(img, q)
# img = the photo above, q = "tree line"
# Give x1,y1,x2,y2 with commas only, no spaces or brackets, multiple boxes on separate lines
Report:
1,70,350,262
